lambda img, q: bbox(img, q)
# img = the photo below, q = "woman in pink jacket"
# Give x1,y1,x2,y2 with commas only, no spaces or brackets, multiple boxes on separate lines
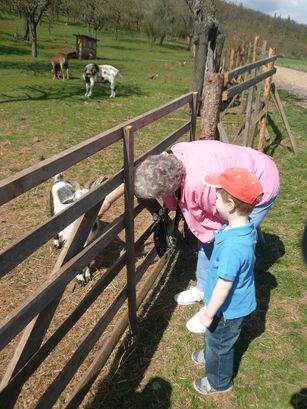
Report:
100,140,280,333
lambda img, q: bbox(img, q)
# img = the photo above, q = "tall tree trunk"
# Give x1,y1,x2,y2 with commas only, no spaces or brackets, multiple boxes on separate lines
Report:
159,34,165,46
185,0,224,113
23,17,29,41
29,18,38,57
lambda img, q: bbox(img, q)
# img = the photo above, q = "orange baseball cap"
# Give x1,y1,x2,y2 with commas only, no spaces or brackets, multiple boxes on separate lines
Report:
203,167,264,205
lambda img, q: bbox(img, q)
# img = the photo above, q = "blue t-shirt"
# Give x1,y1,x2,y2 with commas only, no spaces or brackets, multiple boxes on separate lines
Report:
204,221,257,319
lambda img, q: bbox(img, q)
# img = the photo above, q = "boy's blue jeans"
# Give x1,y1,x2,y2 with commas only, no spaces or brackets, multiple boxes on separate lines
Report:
196,195,277,291
205,314,244,390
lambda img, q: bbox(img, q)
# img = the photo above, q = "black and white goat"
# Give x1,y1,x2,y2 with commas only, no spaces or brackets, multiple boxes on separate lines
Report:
83,64,120,97
50,173,105,285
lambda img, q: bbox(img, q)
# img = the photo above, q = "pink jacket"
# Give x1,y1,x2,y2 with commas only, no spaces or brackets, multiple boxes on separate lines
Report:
163,141,280,243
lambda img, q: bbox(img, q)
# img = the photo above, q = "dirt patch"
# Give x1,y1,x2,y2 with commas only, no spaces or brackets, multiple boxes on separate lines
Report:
275,66,307,104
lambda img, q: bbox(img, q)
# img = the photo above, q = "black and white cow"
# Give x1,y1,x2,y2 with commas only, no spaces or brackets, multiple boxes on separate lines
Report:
83,64,120,98
50,173,105,285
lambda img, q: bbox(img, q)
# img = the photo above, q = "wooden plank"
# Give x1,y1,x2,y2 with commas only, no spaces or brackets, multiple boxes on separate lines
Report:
0,203,150,403
258,48,276,151
190,92,198,141
135,121,191,166
233,117,247,142
220,94,240,116
0,174,122,278
243,69,256,146
222,68,277,101
0,256,126,406
63,247,172,409
0,129,121,207
0,204,101,400
0,205,104,408
0,92,193,206
0,212,127,351
217,122,229,143
0,120,190,280
271,83,297,154
0,199,147,353
36,287,128,409
35,241,159,409
27,220,161,409
225,56,277,83
123,125,137,334
239,42,252,114
249,42,267,148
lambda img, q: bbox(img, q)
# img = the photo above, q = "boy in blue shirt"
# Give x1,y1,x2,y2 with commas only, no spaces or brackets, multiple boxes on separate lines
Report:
192,167,264,395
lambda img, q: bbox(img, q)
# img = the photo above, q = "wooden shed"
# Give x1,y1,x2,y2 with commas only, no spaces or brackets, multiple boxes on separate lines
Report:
74,34,98,59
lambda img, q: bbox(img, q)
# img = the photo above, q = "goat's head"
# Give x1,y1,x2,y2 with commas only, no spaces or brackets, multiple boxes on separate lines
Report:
83,64,99,82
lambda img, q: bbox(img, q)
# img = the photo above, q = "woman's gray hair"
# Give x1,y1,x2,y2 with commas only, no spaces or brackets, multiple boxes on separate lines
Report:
134,154,185,199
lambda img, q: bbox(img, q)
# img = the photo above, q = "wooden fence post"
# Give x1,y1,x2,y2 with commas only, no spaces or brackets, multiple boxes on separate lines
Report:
249,40,267,147
200,73,224,140
123,125,137,334
229,47,235,71
224,48,229,72
252,35,260,63
190,92,198,141
240,41,252,113
258,47,276,151
220,51,226,74
271,83,297,154
242,35,260,145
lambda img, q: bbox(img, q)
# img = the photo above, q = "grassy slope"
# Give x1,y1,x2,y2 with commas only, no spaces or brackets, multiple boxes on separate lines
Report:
0,14,306,409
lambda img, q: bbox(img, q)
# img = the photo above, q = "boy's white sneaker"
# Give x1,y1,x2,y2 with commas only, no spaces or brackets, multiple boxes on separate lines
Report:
186,306,207,333
174,286,204,305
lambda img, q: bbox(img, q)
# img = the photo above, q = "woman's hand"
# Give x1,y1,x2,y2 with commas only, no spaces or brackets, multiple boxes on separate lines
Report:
98,184,125,218
98,198,111,217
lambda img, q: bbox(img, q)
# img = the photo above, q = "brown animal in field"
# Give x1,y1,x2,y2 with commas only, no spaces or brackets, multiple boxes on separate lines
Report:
51,53,69,80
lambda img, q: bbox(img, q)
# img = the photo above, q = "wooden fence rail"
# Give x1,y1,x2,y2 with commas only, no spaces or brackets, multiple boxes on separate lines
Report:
0,92,193,206
222,67,277,101
0,91,198,408
224,55,277,83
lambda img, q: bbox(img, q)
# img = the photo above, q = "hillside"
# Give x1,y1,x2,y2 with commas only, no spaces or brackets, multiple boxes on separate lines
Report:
217,0,307,57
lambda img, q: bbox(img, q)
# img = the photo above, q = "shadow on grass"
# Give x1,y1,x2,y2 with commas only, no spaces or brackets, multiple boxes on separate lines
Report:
264,114,288,156
103,44,143,53
234,232,285,377
0,44,31,56
85,236,198,409
0,82,144,104
289,387,307,409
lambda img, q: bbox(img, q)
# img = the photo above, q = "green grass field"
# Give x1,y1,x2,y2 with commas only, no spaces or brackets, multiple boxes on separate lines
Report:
276,56,307,72
0,13,306,409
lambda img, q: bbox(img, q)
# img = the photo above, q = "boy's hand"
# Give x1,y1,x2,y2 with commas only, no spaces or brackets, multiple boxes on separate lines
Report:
199,311,214,328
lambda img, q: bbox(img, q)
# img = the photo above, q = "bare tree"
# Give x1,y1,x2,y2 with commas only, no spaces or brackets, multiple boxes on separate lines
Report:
4,0,54,57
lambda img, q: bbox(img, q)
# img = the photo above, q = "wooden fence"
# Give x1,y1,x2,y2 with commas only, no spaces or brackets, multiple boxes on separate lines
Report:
219,43,296,153
0,91,198,408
